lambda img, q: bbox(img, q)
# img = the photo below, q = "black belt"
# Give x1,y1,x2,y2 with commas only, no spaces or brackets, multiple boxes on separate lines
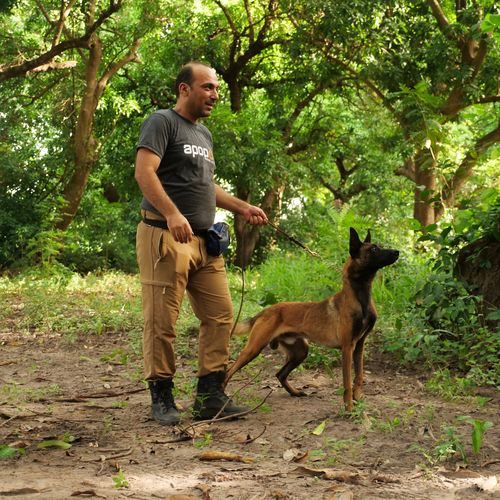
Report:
142,217,209,238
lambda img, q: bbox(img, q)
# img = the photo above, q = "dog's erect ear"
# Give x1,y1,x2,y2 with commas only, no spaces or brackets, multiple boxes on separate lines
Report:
364,230,371,243
349,227,362,257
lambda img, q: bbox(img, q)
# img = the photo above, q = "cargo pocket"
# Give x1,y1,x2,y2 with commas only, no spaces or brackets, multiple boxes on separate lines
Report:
153,229,170,266
137,223,174,287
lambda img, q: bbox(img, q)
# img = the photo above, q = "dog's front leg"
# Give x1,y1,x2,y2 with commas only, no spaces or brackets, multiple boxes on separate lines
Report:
341,344,355,412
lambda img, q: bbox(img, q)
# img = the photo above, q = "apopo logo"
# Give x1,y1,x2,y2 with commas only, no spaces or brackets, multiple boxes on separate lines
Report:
183,144,214,162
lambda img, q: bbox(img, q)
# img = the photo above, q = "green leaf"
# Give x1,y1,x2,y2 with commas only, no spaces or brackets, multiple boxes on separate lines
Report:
0,444,26,460
37,440,72,450
481,14,500,33
112,469,130,488
407,218,422,231
312,420,327,436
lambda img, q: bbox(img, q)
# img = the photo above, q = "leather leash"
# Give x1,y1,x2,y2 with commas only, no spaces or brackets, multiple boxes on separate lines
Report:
266,220,322,259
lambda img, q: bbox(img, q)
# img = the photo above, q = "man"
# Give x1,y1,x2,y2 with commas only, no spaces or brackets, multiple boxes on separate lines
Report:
135,61,267,425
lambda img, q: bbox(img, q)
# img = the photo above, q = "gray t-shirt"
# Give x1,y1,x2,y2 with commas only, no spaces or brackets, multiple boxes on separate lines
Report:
137,109,216,230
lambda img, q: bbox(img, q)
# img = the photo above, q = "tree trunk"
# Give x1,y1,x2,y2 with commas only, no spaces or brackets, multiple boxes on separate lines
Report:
435,122,500,220
413,149,437,228
54,30,139,230
56,36,102,231
233,186,281,268
228,78,242,112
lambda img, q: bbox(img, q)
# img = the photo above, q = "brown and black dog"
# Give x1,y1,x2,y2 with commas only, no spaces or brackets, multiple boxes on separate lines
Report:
225,227,399,411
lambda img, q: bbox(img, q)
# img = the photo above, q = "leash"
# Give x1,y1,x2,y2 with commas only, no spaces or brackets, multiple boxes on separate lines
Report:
230,219,321,337
266,220,322,259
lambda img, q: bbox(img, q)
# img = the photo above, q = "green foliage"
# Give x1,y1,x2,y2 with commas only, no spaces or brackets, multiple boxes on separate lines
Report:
1,382,61,403
0,444,26,460
425,369,476,400
381,190,499,385
59,190,139,273
413,191,499,380
416,415,494,466
194,432,213,449
112,469,130,489
457,415,494,455
433,424,468,464
0,269,143,341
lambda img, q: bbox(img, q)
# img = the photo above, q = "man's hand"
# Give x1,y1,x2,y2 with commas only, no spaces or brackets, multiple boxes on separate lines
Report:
166,212,193,243
242,205,268,225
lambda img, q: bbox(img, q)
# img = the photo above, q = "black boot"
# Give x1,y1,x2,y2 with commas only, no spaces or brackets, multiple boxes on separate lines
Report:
193,371,249,420
148,379,181,425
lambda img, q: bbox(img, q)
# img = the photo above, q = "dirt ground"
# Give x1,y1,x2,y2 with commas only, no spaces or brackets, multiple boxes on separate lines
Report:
1,329,499,500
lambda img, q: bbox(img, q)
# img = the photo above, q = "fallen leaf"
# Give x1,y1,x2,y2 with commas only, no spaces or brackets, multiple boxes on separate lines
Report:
312,420,327,436
70,490,107,498
255,438,270,445
360,413,372,432
293,466,361,484
283,448,300,461
283,448,308,463
37,439,72,450
165,496,199,500
325,485,354,500
198,450,254,464
370,473,400,484
0,488,45,495
195,483,211,499
476,475,498,492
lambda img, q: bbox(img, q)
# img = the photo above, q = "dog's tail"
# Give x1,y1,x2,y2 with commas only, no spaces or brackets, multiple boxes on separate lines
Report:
231,316,257,337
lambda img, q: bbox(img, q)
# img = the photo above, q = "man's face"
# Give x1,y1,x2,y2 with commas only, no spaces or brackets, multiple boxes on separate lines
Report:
182,65,219,120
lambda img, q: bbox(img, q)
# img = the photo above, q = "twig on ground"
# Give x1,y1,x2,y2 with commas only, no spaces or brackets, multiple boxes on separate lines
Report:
0,415,16,427
80,448,133,463
481,459,500,467
218,424,267,445
177,388,273,439
55,386,146,402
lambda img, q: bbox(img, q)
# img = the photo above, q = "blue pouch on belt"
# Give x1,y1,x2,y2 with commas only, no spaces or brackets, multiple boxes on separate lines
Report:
205,222,230,256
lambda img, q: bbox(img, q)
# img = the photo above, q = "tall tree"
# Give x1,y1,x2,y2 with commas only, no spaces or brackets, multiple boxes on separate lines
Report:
297,0,500,227
0,0,158,230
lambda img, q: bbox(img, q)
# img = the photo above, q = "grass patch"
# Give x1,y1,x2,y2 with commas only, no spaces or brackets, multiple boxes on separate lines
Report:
0,269,143,341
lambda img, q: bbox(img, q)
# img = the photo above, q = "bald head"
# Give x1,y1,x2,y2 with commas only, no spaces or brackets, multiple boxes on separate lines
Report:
173,62,219,123
174,61,214,98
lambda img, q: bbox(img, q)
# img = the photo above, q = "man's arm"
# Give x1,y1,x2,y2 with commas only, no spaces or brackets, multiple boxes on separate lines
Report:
135,147,194,243
215,185,268,225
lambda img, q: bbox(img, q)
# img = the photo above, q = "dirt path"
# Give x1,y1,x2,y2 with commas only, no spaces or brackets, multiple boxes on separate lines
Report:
1,330,498,499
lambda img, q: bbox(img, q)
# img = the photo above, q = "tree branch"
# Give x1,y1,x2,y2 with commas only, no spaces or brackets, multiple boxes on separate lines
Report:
96,38,141,99
436,121,500,217
395,158,416,182
475,95,500,105
243,0,255,42
29,60,78,74
283,83,327,142
427,0,454,40
213,0,238,35
318,43,400,122
0,0,121,82
53,0,78,46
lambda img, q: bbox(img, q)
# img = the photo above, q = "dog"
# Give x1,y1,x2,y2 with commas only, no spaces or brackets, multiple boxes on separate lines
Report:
225,227,399,411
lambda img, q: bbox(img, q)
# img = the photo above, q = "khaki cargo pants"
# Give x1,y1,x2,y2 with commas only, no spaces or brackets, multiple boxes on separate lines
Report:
136,212,233,380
